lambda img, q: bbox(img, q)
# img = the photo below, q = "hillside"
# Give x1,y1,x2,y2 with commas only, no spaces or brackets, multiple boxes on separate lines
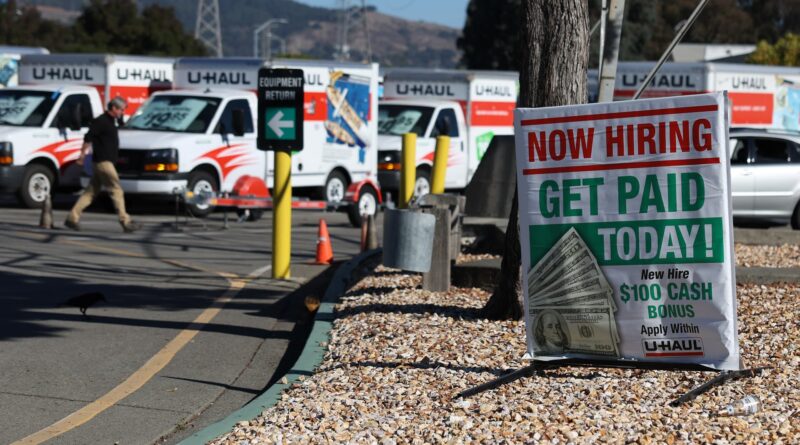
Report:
19,0,461,67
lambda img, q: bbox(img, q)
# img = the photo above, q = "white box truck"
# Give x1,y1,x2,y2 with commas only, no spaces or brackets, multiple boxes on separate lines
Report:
0,53,173,207
116,57,381,223
378,68,518,197
589,62,800,131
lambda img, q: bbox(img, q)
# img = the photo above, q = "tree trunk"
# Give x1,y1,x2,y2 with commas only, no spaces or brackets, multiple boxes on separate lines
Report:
482,0,590,320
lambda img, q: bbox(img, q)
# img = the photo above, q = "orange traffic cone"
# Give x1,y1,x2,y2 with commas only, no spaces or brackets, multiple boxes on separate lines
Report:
314,218,334,265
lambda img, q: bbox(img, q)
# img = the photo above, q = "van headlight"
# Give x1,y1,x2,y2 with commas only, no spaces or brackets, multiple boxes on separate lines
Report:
144,148,178,172
0,142,12,165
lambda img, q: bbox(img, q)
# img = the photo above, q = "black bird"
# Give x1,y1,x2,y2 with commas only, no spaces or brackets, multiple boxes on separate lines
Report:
61,292,106,315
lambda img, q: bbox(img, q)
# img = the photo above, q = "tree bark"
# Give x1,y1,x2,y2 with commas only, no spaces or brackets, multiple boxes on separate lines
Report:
482,0,590,320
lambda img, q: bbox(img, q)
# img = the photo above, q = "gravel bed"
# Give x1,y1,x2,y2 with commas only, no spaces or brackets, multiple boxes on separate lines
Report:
735,244,800,268
212,269,799,444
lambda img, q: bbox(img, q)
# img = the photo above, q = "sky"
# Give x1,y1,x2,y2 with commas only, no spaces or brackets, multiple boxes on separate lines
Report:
296,0,470,29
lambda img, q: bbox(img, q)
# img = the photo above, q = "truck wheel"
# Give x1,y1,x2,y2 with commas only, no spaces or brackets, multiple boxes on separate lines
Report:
236,208,264,222
792,201,800,230
414,168,431,199
347,185,378,227
187,171,218,218
19,164,54,209
324,171,349,203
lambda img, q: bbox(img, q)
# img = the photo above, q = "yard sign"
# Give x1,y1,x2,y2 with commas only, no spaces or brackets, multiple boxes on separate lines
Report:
514,92,740,370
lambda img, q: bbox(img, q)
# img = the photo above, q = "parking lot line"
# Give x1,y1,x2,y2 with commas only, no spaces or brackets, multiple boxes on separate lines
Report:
10,237,270,445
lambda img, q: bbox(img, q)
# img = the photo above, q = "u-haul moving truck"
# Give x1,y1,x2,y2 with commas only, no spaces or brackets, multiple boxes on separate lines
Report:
378,68,518,196
0,54,173,208
19,53,173,116
589,62,800,131
117,57,380,221
0,46,49,89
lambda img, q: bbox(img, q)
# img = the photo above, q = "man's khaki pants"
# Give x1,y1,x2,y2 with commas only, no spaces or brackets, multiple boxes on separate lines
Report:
68,161,131,226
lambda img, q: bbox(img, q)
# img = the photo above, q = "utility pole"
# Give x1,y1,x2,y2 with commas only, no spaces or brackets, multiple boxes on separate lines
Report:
336,0,351,60
195,0,223,57
254,18,287,60
361,0,372,62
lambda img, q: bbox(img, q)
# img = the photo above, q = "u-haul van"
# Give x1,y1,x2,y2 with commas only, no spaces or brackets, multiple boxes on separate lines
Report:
589,62,800,131
19,53,173,116
378,68,518,196
0,54,172,208
117,57,380,220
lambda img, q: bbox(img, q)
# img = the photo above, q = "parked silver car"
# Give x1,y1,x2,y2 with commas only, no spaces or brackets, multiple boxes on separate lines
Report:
729,128,800,229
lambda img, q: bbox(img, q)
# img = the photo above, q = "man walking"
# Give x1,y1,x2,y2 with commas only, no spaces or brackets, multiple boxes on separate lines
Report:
65,97,140,233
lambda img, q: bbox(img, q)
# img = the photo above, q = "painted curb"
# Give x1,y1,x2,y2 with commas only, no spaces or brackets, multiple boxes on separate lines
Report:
177,249,382,445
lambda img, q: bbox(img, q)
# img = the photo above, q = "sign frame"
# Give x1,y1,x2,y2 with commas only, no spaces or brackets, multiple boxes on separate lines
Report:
257,67,304,151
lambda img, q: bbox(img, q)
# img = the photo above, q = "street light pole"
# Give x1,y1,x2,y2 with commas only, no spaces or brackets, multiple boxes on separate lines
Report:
253,18,288,59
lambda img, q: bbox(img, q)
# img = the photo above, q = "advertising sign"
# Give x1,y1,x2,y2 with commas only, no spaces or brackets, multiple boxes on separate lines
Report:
514,93,740,370
257,68,304,151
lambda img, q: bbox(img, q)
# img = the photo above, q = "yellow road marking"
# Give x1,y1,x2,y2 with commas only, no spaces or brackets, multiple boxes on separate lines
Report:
10,236,270,444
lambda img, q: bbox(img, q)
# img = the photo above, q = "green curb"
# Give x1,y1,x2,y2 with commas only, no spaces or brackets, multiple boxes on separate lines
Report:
177,249,382,445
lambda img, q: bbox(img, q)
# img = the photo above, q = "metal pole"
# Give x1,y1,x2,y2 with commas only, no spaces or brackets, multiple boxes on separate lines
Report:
431,136,449,194
633,0,710,100
400,133,417,209
266,27,272,61
272,149,292,279
598,0,625,103
597,0,608,88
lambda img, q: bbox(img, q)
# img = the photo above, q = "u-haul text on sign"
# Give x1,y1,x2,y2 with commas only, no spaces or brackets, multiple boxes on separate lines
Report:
514,93,740,370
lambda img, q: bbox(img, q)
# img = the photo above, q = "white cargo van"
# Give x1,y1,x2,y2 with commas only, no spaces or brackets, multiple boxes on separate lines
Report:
0,53,173,207
588,62,800,131
0,85,104,207
378,68,518,197
117,57,381,220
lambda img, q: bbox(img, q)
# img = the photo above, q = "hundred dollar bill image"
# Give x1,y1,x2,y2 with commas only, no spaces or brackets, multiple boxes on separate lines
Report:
531,306,620,357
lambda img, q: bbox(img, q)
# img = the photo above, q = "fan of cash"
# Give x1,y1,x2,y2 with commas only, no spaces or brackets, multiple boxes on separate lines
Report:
527,228,621,358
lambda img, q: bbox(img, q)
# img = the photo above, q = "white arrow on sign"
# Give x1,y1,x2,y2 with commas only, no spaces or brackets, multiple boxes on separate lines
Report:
268,110,294,138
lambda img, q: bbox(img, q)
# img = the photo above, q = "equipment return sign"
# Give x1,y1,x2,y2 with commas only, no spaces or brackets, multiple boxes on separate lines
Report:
258,68,304,151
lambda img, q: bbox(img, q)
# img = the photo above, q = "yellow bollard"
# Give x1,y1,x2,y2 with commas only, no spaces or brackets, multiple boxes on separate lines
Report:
431,135,450,194
400,132,417,209
272,150,292,279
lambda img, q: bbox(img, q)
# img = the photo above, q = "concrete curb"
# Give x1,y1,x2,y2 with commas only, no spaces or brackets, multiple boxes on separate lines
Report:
177,249,382,445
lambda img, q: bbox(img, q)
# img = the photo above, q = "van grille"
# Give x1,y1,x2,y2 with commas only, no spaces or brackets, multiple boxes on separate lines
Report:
116,149,146,176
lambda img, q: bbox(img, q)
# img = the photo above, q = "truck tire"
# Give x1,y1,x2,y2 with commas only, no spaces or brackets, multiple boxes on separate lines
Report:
19,164,54,209
347,185,378,227
792,201,800,230
236,208,264,222
414,168,431,199
324,170,349,203
187,170,218,218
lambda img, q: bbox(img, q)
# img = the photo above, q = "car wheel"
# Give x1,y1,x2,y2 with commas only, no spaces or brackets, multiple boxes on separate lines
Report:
414,168,431,199
19,164,55,209
792,201,800,230
324,171,349,203
347,185,378,227
187,171,218,217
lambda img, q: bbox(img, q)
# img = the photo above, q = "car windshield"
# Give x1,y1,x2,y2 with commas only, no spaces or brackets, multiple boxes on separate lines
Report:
126,95,221,133
0,90,57,127
378,104,434,136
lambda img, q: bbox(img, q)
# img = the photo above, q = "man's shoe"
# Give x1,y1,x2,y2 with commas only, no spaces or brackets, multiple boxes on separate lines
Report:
64,219,80,231
122,221,142,233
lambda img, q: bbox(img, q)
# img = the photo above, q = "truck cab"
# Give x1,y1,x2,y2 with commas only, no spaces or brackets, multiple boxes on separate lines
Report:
0,84,103,207
116,88,262,216
377,99,467,197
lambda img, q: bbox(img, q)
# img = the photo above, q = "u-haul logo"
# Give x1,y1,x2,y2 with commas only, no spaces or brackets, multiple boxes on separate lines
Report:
621,73,699,90
116,68,171,82
186,70,254,86
642,337,704,357
32,67,96,81
394,82,456,97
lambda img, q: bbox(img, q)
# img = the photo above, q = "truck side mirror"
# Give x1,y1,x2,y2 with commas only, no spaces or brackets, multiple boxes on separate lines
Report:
232,109,246,137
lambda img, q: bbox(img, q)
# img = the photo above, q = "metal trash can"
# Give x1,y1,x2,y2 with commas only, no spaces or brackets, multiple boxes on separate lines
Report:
382,208,436,273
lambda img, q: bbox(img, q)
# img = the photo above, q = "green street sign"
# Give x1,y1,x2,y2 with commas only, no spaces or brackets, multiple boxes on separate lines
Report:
265,108,296,140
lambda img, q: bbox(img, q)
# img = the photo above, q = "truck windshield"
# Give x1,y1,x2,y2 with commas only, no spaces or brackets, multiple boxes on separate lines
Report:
126,95,221,133
0,90,57,127
379,104,434,136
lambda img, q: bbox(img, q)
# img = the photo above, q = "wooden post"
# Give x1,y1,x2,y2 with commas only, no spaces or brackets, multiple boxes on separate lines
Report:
422,206,450,292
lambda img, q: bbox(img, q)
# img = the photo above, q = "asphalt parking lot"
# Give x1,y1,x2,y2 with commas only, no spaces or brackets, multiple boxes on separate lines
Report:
0,195,368,445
